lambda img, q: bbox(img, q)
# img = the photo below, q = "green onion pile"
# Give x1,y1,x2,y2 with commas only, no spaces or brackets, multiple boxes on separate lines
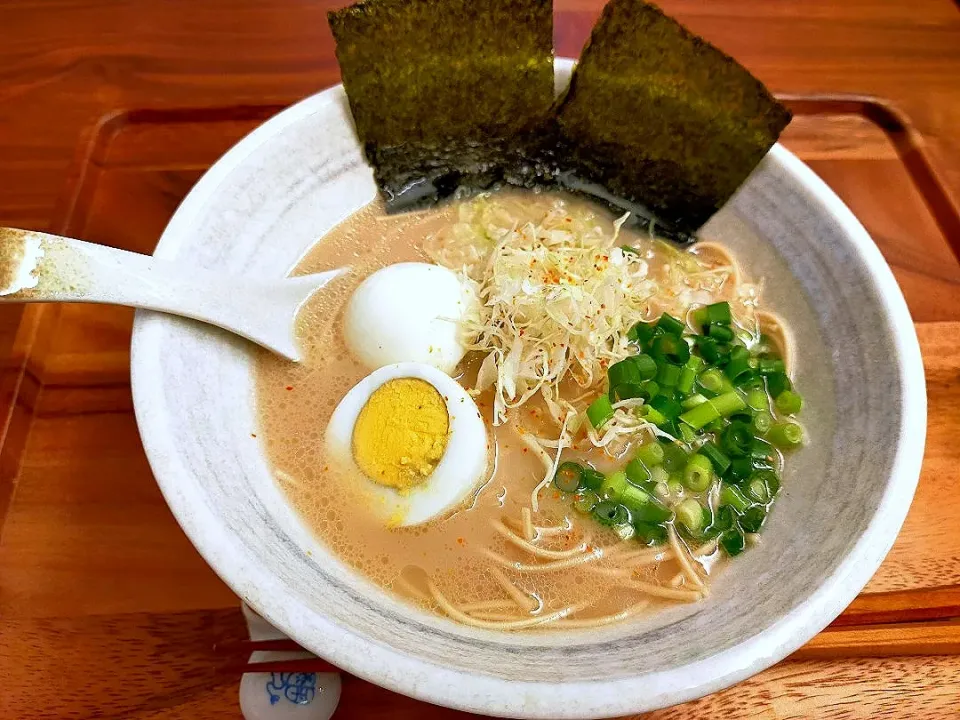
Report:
555,302,803,558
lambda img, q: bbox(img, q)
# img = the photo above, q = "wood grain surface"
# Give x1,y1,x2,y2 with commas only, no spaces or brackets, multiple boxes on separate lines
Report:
1,0,959,233
1,1,959,719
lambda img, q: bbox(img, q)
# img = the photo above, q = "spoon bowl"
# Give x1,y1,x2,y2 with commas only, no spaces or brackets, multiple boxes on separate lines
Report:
0,227,346,361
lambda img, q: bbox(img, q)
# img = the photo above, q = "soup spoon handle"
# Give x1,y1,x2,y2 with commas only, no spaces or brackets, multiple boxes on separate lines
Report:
0,227,346,362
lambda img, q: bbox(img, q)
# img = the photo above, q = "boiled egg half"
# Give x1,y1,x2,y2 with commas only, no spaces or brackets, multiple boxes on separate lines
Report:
324,362,488,526
343,262,477,375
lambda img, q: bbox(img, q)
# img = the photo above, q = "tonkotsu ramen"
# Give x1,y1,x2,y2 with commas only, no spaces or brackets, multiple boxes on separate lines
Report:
254,189,805,630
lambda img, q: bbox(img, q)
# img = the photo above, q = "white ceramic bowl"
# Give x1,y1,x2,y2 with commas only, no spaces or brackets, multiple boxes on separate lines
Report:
131,60,926,717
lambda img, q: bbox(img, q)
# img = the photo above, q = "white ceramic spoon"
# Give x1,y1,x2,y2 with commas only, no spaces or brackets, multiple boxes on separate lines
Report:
0,227,347,362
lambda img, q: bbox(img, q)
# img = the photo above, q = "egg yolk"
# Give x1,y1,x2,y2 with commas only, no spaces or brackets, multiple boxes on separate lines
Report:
352,378,450,490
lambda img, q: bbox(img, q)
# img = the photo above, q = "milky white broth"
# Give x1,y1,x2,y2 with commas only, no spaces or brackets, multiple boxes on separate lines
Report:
254,190,763,627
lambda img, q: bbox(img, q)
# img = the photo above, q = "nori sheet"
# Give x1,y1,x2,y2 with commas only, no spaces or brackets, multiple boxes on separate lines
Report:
552,0,792,238
329,0,791,240
328,0,555,209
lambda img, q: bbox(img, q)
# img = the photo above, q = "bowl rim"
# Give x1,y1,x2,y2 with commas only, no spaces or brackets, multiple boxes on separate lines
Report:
130,65,927,718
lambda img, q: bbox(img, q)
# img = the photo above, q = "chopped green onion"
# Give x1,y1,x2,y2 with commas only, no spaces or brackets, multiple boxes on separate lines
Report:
775,390,804,415
580,466,605,491
650,394,682,420
706,301,731,325
654,480,671,498
635,442,664,467
676,498,707,533
608,358,642,387
600,470,628,502
750,437,775,462
678,398,720,430
727,456,754,481
746,476,771,503
705,417,726,433
638,380,660,400
699,443,731,475
758,357,785,376
625,458,650,485
656,313,685,336
633,521,667,546
728,411,753,426
651,334,690,365
708,323,734,342
587,395,614,428
677,367,697,394
573,489,599,514
610,383,644,402
621,484,673,523
750,469,781,497
593,501,628,526
685,354,706,372
631,353,658,380
620,244,639,255
667,477,685,496
711,505,738,533
681,393,709,410
639,404,667,426
711,391,747,417
740,506,767,533
553,462,583,493
727,345,749,364
724,345,754,386
720,421,753,457
752,410,773,435
766,372,792,399
657,363,682,387
767,421,804,450
627,321,658,346
679,423,697,443
682,453,714,492
721,529,746,557
659,419,679,438
619,482,652,512
677,355,705,395
745,389,768,411
720,484,751,513
695,335,723,364
692,307,709,332
660,442,688,472
697,368,725,395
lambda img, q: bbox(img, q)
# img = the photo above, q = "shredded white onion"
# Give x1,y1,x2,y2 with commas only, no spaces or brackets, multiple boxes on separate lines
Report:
426,193,762,456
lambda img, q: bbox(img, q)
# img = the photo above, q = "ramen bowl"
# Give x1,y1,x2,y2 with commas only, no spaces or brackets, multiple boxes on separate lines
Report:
130,60,925,718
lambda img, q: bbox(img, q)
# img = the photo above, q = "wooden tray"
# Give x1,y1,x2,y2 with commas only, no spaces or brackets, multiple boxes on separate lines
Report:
1,96,959,718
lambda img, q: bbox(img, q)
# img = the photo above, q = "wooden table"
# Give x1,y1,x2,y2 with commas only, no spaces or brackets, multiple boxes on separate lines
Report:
1,2,960,718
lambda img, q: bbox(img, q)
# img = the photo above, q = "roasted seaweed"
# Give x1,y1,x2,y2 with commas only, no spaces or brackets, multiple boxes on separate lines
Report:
329,0,555,208
328,0,791,238
552,0,791,238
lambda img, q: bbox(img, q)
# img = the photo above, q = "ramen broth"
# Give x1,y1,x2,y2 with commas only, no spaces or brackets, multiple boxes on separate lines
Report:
255,190,779,626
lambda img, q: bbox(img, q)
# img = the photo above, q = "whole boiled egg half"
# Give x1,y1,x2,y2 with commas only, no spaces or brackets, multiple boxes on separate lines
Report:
324,362,489,526
343,262,478,374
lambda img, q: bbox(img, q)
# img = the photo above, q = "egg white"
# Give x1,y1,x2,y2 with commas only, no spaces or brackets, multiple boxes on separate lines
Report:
324,362,488,526
342,262,477,374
